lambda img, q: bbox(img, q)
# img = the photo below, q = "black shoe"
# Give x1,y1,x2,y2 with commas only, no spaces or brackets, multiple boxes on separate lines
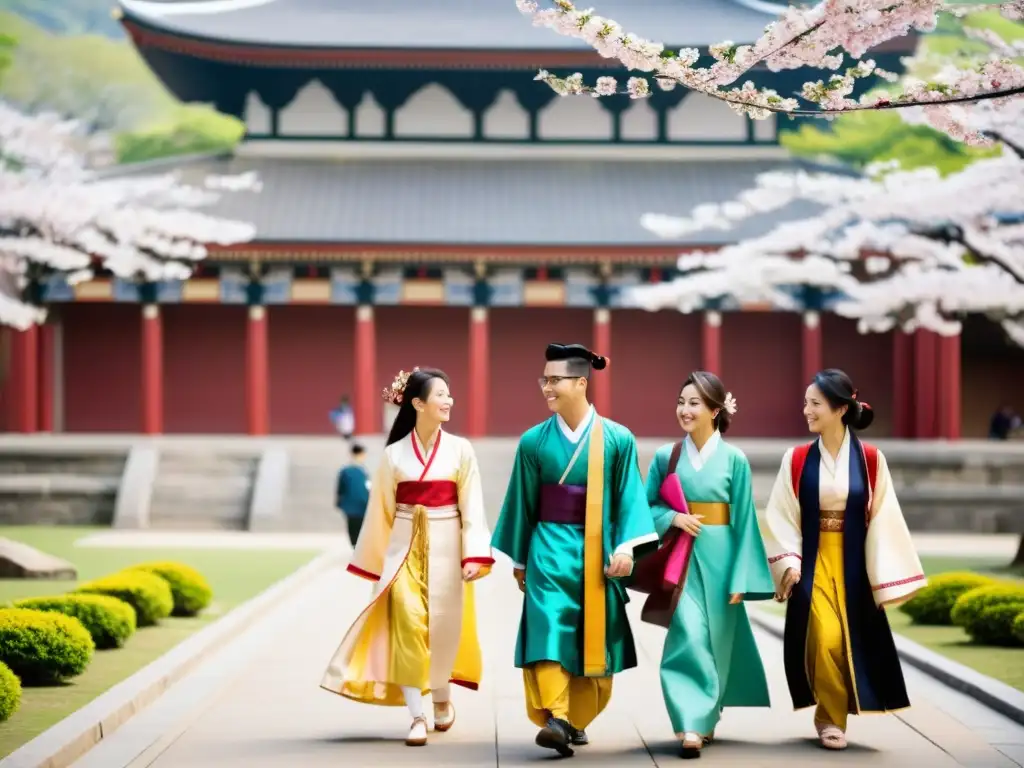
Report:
536,717,575,757
570,727,589,746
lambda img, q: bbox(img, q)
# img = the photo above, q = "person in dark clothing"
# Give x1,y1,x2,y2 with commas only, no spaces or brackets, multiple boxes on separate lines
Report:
989,406,1022,440
336,444,370,545
330,395,355,441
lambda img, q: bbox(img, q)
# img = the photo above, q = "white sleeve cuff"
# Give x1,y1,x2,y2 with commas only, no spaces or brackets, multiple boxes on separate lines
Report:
613,532,660,558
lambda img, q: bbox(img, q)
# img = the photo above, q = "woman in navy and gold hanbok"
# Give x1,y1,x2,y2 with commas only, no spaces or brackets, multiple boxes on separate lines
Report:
761,369,926,751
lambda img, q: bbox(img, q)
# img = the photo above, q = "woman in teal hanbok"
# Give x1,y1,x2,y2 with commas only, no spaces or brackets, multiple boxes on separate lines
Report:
644,371,776,759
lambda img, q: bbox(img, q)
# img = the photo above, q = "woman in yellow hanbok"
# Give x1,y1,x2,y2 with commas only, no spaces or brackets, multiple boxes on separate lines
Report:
761,369,926,751
320,367,494,747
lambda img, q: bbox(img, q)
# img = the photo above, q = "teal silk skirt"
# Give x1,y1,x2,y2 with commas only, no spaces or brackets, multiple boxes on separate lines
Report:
659,526,771,734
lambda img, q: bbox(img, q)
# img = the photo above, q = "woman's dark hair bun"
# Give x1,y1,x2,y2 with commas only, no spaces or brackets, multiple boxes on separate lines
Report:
812,368,874,432
849,401,875,430
591,355,607,371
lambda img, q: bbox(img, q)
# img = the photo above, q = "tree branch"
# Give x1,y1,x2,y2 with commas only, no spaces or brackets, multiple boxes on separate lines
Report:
984,130,1024,159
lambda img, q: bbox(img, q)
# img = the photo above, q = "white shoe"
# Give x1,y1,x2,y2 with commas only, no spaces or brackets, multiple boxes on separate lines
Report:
680,731,702,758
406,717,428,746
433,701,456,732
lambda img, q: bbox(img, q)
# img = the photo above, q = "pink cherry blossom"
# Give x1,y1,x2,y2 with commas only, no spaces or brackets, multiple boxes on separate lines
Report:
517,0,1024,141
0,102,259,329
627,97,1024,346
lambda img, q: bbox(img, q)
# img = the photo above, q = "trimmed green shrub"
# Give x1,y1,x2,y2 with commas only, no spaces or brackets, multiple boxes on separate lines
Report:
951,583,1024,630
15,594,136,649
75,571,173,627
0,660,21,722
1012,613,1024,644
967,603,1024,646
900,571,996,625
129,562,213,617
0,608,95,684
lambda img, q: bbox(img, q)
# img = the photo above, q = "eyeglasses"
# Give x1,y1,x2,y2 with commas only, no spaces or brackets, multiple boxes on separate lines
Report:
538,376,583,388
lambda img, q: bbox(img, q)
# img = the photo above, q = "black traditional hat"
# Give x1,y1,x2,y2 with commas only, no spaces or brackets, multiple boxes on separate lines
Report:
545,343,608,371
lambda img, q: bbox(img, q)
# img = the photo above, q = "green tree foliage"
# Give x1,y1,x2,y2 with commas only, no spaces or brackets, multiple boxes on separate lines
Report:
781,111,1001,175
115,106,246,165
0,0,126,39
0,32,13,82
782,12,1023,175
0,10,244,164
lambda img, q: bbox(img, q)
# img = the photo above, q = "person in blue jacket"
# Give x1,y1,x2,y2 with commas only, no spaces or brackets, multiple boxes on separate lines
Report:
336,444,370,545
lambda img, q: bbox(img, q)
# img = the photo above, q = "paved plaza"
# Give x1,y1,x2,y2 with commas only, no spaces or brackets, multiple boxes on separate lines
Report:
69,548,1024,768
19,434,1017,768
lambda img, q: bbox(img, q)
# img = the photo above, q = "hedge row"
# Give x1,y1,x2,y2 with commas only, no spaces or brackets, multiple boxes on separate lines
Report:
900,571,1024,647
0,560,213,724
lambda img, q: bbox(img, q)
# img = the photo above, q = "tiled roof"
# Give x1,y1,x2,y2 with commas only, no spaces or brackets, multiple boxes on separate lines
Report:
118,0,781,50
164,153,818,247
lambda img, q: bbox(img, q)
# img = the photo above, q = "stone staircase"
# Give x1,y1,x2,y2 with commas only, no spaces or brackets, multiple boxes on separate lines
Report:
271,443,354,532
147,450,257,530
1,435,1022,534
0,448,125,525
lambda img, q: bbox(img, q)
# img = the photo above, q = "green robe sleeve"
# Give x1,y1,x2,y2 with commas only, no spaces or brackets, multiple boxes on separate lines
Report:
644,446,678,539
728,450,776,601
611,430,660,560
490,434,539,569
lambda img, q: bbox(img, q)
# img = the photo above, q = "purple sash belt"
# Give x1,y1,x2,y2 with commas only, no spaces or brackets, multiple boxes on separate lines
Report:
538,483,587,525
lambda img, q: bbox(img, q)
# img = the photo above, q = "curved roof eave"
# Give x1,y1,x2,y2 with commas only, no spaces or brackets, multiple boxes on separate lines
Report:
116,0,783,52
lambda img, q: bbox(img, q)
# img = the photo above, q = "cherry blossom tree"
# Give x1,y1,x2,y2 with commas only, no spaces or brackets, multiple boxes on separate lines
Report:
515,0,1024,143
622,95,1024,346
0,101,260,329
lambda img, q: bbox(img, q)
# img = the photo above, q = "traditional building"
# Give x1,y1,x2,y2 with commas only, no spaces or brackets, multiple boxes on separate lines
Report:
4,0,1018,439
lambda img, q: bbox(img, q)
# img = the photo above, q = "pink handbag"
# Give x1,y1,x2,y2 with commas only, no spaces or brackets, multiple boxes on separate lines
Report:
630,441,694,628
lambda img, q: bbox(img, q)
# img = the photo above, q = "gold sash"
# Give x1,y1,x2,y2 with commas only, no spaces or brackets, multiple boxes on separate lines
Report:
583,416,606,677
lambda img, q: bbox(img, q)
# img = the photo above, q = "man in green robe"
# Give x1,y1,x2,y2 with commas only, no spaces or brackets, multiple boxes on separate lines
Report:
491,342,659,758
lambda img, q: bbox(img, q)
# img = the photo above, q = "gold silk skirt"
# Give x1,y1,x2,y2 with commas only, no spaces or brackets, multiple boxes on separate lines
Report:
320,505,483,705
807,530,858,729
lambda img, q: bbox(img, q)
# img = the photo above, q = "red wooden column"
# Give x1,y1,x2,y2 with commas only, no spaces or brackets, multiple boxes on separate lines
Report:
467,307,490,437
354,305,378,435
245,305,269,436
912,330,939,439
801,311,822,385
9,325,39,433
140,304,164,435
701,310,722,374
37,322,55,432
591,308,612,416
891,330,914,438
937,332,962,440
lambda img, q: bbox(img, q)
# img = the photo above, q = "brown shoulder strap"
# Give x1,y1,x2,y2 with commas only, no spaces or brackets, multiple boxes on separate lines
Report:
667,440,684,475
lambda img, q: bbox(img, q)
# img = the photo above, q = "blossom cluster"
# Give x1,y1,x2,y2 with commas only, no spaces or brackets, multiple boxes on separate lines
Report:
626,97,1024,346
0,102,260,329
515,0,1024,139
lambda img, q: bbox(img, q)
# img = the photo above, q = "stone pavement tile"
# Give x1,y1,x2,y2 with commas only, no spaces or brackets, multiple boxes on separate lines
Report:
135,568,497,768
999,746,1024,766
894,698,1020,768
75,531,347,550
105,556,1022,768
474,574,656,767
626,599,969,768
976,726,1024,747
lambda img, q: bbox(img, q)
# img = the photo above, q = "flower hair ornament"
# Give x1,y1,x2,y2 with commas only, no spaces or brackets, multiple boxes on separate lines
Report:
382,367,419,406
723,392,738,416
851,389,871,410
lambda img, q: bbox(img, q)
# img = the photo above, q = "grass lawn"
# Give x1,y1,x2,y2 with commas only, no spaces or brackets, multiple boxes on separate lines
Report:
756,555,1024,692
0,526,322,757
